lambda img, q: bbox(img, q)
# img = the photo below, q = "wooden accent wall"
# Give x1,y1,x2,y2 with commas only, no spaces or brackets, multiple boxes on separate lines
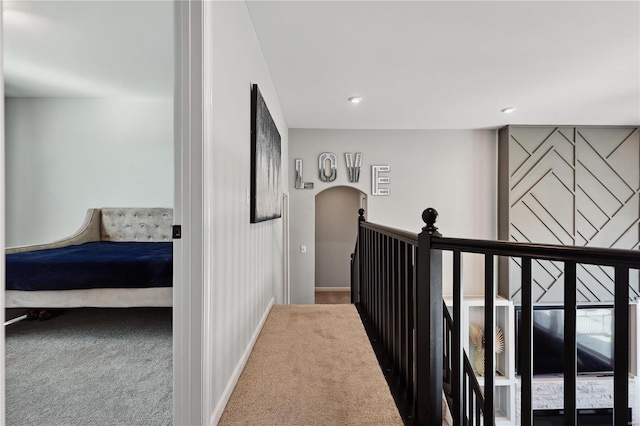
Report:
498,126,640,303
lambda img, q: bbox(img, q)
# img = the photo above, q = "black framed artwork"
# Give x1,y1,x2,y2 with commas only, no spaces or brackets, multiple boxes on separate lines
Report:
250,83,282,223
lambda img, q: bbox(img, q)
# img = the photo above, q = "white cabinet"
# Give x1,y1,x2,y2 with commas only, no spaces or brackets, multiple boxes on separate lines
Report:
445,296,516,424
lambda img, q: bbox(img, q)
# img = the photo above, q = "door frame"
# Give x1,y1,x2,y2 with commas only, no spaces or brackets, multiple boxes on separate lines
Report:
174,1,205,424
283,193,290,304
0,3,203,424
1,1,6,421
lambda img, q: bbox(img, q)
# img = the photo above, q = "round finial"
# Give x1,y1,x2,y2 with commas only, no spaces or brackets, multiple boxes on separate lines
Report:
358,208,365,221
422,207,438,233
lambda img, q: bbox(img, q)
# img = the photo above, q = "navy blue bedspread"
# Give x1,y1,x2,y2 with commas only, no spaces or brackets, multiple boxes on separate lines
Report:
6,241,173,291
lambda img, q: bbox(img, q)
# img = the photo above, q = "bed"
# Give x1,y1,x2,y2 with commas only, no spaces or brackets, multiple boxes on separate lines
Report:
5,208,173,308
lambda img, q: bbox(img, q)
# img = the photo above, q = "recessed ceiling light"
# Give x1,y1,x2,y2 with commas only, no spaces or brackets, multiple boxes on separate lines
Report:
501,107,516,114
348,96,363,104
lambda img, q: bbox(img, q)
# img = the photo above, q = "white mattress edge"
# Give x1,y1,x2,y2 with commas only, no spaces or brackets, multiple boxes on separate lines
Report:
6,287,172,308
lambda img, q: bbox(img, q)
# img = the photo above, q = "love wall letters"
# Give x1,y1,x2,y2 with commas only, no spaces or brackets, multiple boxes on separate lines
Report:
294,153,390,195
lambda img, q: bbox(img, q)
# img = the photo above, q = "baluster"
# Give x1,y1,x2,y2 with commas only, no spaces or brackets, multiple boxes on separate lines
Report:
367,228,372,316
484,254,495,426
614,266,629,426
399,241,408,388
407,245,415,401
390,238,395,359
564,261,577,426
521,257,533,426
377,231,382,336
453,250,464,425
463,372,469,424
358,209,365,305
383,234,390,353
392,238,400,368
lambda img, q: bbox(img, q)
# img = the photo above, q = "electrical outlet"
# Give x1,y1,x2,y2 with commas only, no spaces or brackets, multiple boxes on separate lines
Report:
300,245,307,253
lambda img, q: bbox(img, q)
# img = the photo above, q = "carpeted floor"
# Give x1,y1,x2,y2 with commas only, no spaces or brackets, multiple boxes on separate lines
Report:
5,308,172,426
314,290,351,304
219,304,403,425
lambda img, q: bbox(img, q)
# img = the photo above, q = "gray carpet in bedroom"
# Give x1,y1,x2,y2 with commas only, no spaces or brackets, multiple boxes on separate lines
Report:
5,308,172,426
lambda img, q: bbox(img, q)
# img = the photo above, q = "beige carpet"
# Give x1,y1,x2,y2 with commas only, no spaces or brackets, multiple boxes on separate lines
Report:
314,290,351,304
219,305,403,425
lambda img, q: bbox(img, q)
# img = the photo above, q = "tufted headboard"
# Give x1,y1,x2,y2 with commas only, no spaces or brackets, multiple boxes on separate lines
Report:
100,208,173,242
6,207,174,254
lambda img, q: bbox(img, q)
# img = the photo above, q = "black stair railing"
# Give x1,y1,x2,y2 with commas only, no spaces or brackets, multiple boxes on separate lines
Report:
352,207,639,426
351,208,419,422
351,207,450,424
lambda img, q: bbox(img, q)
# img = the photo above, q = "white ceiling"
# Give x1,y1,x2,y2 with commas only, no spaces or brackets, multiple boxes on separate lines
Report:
246,0,640,129
3,0,173,99
3,1,639,129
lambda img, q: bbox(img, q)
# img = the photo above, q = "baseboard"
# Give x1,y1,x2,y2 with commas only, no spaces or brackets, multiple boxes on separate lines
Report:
209,297,274,425
315,287,350,292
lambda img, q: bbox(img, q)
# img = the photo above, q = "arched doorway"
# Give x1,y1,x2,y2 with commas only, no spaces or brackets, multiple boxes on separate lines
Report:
314,186,366,304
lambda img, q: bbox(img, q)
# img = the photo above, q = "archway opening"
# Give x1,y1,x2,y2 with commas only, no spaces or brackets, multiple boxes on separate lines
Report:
314,186,366,304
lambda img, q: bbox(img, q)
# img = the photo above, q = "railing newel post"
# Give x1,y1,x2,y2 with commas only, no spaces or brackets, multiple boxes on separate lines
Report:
415,207,443,425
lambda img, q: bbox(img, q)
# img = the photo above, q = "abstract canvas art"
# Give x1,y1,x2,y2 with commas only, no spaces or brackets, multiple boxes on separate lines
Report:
251,84,282,223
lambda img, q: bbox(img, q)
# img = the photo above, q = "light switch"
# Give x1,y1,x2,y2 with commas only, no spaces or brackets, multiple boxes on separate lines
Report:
300,245,307,253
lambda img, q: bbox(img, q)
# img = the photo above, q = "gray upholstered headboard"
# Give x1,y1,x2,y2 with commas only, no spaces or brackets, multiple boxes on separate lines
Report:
6,207,174,254
100,208,173,242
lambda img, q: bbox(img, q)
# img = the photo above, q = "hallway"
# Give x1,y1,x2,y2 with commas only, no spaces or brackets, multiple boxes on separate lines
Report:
219,305,402,425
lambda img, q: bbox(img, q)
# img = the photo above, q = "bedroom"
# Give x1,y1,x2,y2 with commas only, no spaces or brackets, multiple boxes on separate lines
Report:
0,1,638,425
3,1,174,424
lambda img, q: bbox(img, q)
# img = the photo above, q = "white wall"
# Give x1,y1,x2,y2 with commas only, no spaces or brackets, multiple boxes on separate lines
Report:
206,2,288,423
315,186,362,288
5,98,173,247
289,129,497,303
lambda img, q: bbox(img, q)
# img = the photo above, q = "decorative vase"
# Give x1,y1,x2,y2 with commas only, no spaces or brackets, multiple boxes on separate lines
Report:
474,348,485,376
